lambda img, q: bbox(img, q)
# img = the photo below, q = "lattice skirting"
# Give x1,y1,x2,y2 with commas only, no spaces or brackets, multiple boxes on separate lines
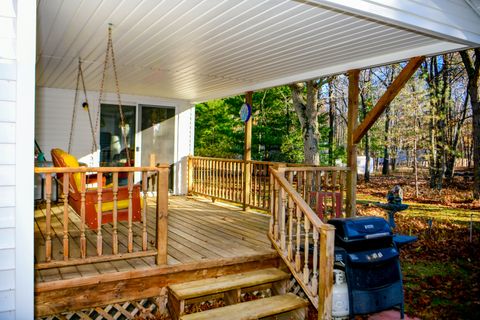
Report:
37,295,170,320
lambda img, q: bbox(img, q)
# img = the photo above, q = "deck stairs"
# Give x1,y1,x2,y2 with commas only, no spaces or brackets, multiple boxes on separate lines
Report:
168,267,309,320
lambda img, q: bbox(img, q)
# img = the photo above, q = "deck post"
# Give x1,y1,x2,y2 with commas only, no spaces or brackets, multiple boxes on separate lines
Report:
243,91,253,211
156,165,169,265
318,224,335,320
346,70,360,217
187,156,194,195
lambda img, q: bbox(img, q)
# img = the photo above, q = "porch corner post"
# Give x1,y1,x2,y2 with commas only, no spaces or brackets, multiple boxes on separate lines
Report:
243,91,253,211
346,70,360,217
156,165,169,265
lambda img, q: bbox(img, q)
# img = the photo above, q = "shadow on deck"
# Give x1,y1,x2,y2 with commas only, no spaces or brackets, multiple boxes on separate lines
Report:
34,196,280,317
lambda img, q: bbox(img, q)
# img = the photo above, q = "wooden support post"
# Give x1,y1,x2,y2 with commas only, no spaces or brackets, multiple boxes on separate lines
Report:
346,70,360,217
318,224,335,320
156,166,169,265
243,91,253,211
187,156,194,195
353,56,425,144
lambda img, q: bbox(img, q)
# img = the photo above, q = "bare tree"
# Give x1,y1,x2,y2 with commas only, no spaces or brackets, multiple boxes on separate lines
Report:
290,79,326,165
460,48,480,199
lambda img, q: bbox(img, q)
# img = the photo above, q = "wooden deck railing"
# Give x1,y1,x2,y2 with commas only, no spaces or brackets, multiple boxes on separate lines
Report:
269,166,336,319
188,156,348,217
34,165,169,269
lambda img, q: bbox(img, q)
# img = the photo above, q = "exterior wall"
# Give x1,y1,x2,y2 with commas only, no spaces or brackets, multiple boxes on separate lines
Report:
36,87,194,194
0,0,36,318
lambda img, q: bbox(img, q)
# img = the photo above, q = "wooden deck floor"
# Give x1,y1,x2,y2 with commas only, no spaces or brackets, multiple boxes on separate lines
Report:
34,196,275,284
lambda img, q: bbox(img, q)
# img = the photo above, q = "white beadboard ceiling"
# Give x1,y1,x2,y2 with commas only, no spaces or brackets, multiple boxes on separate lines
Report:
36,0,480,103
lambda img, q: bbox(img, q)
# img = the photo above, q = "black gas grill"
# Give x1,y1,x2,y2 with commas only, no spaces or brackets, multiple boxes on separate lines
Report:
328,216,404,318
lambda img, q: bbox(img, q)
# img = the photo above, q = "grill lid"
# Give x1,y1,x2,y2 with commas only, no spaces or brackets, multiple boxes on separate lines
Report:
328,216,392,241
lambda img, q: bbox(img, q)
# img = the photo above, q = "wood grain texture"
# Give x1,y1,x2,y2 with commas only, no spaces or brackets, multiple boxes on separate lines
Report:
179,293,308,320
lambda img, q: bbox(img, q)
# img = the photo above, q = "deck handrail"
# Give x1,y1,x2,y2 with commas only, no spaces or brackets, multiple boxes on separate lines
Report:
188,156,349,216
34,165,169,269
269,167,335,319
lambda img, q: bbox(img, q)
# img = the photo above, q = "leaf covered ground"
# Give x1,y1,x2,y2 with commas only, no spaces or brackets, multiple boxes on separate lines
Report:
356,173,480,320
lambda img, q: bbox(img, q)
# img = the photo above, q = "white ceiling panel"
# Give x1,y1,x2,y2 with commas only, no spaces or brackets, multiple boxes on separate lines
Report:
36,0,480,102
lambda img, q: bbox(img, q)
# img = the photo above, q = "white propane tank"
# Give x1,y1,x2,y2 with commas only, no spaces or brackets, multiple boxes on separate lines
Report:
332,268,349,319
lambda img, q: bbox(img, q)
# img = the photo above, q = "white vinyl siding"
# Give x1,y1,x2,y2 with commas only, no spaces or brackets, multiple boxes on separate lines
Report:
36,87,194,194
0,0,17,317
0,0,36,318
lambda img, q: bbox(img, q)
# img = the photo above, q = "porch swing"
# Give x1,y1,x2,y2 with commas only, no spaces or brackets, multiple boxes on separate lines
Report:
51,25,141,229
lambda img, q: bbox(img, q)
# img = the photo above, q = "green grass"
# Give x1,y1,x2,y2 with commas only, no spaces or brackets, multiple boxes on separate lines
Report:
357,193,480,223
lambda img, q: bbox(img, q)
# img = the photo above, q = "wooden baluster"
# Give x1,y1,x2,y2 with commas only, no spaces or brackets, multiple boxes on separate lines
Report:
202,159,207,194
112,172,119,255
228,161,232,201
273,179,280,241
303,217,310,284
287,195,294,261
253,163,258,208
279,187,287,251
220,161,223,199
311,228,319,294
332,171,337,218
340,171,345,216
209,160,212,196
205,160,209,195
96,172,103,256
210,160,214,197
198,159,202,194
190,159,193,193
269,172,275,236
223,161,227,199
62,173,69,261
322,171,328,219
302,171,307,200
262,164,267,209
80,173,86,258
45,174,52,262
231,162,235,201
127,172,134,253
295,206,302,272
306,171,312,205
142,171,148,251
316,170,322,191
233,162,240,202
214,160,217,198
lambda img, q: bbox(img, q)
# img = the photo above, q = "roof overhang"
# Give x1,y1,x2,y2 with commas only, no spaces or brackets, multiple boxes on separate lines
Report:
36,0,480,103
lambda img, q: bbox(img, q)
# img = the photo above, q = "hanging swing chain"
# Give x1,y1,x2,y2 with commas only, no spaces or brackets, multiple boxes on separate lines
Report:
68,59,82,154
79,59,98,151
92,25,131,165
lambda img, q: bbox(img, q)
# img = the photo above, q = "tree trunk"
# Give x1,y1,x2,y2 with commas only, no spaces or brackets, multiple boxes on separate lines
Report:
290,80,321,165
360,91,370,182
328,78,336,166
460,49,480,199
382,105,390,175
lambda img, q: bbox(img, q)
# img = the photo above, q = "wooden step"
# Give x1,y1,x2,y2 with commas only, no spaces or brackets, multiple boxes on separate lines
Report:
170,268,289,300
179,293,308,320
168,268,290,319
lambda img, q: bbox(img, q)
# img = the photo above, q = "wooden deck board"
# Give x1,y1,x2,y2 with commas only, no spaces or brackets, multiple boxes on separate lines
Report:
35,196,274,284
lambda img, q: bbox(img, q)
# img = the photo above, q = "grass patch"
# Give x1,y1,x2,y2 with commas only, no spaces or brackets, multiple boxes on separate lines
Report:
357,193,480,223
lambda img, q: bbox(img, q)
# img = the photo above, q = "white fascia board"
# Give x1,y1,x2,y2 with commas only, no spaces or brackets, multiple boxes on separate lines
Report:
305,0,480,46
191,41,466,103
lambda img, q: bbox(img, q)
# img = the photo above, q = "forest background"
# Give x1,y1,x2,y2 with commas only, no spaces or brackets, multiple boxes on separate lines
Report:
194,50,479,200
